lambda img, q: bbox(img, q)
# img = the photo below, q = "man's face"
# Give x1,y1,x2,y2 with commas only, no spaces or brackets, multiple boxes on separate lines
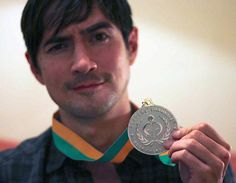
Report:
29,6,138,119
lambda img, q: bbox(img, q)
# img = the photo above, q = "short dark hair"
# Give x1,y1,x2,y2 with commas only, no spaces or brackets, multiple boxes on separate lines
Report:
21,0,134,68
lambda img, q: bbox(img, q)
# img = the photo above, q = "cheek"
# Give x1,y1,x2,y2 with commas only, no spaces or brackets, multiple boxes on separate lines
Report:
111,51,130,80
39,62,67,91
94,42,130,74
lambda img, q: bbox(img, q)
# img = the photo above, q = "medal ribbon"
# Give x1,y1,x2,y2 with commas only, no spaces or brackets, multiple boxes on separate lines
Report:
52,117,175,166
52,118,133,163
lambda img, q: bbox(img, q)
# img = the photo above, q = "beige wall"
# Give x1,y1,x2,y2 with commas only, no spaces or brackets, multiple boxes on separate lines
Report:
1,1,236,150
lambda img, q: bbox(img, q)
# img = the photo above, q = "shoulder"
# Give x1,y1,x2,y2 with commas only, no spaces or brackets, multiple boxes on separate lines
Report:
0,128,52,181
0,128,52,163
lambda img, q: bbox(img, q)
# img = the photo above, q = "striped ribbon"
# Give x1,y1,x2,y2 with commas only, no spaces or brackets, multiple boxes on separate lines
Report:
52,116,175,166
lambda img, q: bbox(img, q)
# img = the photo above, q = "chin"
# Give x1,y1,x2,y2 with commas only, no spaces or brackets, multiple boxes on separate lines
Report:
60,94,118,119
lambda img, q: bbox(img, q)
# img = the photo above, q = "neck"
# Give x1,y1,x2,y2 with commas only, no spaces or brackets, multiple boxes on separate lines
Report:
59,98,132,152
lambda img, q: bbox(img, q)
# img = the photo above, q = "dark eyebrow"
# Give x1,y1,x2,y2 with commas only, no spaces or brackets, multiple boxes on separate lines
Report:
81,21,113,34
43,36,71,48
42,22,112,48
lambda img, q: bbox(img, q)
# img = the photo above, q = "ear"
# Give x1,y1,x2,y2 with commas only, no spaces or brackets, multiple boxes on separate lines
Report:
25,51,45,85
128,27,138,65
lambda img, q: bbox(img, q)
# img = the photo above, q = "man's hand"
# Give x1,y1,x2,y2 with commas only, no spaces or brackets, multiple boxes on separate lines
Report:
164,123,231,183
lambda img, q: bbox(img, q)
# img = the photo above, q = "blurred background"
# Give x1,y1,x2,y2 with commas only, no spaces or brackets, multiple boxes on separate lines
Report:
0,0,236,171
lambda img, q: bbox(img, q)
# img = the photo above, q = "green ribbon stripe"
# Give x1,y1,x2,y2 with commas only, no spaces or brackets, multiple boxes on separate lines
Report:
52,129,129,162
157,154,176,167
98,129,129,162
53,132,94,161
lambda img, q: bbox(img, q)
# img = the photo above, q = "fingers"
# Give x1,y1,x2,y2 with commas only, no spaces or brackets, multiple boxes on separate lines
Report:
164,122,232,179
180,130,231,175
171,149,207,171
171,150,221,182
168,138,226,178
172,122,231,151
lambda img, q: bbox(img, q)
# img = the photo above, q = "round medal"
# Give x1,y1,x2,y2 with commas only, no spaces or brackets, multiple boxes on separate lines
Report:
128,102,178,155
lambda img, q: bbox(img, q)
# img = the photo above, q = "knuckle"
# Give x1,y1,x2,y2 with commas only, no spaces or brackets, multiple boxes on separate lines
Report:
198,122,210,130
186,139,196,149
190,130,201,138
204,166,213,175
191,129,199,136
215,161,225,178
181,149,189,158
225,143,231,151
216,160,225,171
221,151,231,163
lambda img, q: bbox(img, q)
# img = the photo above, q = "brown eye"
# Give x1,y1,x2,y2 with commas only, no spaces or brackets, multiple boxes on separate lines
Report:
90,32,110,43
47,42,69,54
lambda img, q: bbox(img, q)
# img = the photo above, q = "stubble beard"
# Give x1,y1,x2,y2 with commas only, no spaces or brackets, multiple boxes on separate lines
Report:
64,91,119,120
51,74,130,122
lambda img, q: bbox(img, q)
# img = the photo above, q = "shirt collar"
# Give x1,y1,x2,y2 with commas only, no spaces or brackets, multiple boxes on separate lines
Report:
46,138,67,174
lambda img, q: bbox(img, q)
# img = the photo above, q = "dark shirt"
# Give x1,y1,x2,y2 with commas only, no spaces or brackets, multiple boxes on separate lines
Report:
0,128,235,183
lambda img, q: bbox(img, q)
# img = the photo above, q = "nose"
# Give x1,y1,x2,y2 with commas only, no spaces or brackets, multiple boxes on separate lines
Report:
70,47,97,74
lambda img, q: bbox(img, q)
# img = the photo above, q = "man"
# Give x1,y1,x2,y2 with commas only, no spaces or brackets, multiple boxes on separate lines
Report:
0,0,235,182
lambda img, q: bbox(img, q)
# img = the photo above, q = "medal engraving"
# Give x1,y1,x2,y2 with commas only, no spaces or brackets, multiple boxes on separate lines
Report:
128,105,178,155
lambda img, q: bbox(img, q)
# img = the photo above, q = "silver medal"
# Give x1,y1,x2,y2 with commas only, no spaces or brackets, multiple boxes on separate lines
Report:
128,101,178,155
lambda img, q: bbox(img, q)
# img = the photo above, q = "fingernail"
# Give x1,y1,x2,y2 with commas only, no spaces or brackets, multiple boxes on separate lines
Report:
172,130,180,138
163,140,172,148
